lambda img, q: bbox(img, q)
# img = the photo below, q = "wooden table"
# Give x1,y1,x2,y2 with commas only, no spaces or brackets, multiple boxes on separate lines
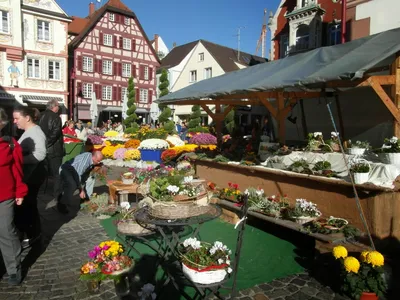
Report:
107,180,140,204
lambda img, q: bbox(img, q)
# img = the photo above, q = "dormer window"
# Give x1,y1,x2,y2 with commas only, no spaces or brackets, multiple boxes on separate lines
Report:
109,13,115,22
295,24,310,51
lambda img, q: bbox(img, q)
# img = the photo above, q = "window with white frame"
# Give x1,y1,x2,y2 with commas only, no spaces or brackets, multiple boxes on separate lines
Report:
198,53,204,62
204,67,212,79
144,66,149,80
82,56,93,72
123,38,131,50
82,83,93,98
122,63,131,77
48,60,61,80
102,86,112,100
329,23,341,46
0,10,9,34
124,17,130,25
109,13,115,22
139,88,148,103
27,58,40,79
189,70,197,83
295,24,310,51
102,60,112,75
37,20,50,42
103,34,113,46
121,87,127,100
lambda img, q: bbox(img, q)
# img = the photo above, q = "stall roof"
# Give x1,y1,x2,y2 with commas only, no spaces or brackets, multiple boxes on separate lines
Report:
157,27,400,104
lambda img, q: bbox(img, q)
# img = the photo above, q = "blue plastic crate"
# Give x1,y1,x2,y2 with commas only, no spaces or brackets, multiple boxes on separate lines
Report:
140,149,163,163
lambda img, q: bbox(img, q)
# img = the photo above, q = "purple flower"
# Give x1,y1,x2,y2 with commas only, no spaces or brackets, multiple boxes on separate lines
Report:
103,245,110,250
189,133,217,145
87,135,103,145
88,250,97,259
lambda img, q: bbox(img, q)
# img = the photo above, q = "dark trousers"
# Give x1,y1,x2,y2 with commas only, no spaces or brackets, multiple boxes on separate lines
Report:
46,156,62,198
58,168,80,213
15,163,46,239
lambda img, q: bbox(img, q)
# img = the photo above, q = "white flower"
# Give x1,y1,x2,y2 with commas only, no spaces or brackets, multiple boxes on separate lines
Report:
256,189,264,196
226,259,231,265
227,267,233,274
138,139,169,150
331,132,339,137
218,258,224,265
167,185,180,195
183,176,193,183
183,237,201,249
390,136,398,144
120,202,130,210
313,132,322,138
244,189,249,195
270,195,276,199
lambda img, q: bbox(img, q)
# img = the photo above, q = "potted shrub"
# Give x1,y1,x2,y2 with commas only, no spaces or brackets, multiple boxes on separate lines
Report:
179,237,232,284
347,140,370,156
332,246,387,300
284,198,322,225
138,138,170,163
350,160,370,184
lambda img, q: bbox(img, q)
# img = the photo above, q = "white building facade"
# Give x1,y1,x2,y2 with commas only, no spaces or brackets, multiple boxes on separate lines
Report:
0,0,70,118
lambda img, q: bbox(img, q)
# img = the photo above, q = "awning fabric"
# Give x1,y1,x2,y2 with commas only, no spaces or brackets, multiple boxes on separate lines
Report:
22,95,64,105
157,27,400,104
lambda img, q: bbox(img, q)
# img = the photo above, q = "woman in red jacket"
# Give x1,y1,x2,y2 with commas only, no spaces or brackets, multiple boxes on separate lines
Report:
0,108,28,285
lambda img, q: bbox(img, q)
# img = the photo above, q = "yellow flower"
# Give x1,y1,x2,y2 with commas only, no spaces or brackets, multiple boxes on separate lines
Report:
124,149,141,161
360,250,370,262
81,265,89,274
104,130,119,137
366,251,384,267
332,245,348,260
344,256,360,273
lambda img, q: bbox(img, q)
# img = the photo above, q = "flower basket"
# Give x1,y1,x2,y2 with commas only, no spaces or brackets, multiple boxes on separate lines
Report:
101,264,133,276
348,148,366,156
182,263,228,284
117,219,154,236
354,172,369,184
148,194,211,219
140,149,163,163
292,216,317,225
378,152,400,165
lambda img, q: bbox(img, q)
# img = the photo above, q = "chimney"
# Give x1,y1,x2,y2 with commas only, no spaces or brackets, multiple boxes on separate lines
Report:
89,2,95,16
172,42,177,48
154,34,159,53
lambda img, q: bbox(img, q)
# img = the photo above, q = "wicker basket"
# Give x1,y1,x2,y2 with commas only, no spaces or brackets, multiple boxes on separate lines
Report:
117,220,154,235
182,263,228,284
148,194,211,219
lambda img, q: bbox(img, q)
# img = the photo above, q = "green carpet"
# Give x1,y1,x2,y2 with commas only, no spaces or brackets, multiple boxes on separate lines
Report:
100,216,305,297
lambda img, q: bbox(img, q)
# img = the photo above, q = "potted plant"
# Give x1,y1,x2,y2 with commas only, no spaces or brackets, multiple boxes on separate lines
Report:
246,188,281,217
306,132,324,151
313,160,336,177
79,240,133,295
377,136,400,165
332,246,387,300
121,172,134,185
219,182,241,202
347,140,370,156
287,159,313,175
138,138,170,163
327,132,341,152
350,160,370,184
284,198,322,224
116,202,154,235
179,237,232,284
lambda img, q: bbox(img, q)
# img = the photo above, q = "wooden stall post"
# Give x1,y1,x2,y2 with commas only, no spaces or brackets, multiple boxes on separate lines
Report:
200,103,233,147
277,92,286,144
392,53,400,137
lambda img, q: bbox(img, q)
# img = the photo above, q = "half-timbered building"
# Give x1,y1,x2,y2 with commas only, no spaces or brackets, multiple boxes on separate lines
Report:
68,0,160,123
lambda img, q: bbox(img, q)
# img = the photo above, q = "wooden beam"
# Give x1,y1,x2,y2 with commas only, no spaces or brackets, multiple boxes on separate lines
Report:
277,92,286,144
258,97,278,118
326,75,396,88
222,105,234,119
392,54,400,137
200,104,216,120
369,77,400,123
357,75,396,87
280,98,298,117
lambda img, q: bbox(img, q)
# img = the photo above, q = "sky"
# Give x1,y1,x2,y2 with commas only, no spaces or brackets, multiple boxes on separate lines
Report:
57,0,281,58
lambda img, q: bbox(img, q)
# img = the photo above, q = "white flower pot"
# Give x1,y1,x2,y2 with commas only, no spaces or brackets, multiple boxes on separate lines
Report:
293,216,317,225
348,148,366,156
182,263,228,284
378,153,400,166
353,172,369,184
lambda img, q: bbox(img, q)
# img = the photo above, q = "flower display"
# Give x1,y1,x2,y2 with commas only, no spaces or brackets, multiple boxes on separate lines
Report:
124,149,141,161
104,130,119,137
113,148,127,160
366,251,384,267
333,246,348,260
124,139,140,149
81,262,98,274
166,135,185,147
102,145,124,159
360,250,369,262
294,199,321,218
189,133,217,145
220,182,241,202
183,237,201,250
138,139,169,150
344,256,360,273
161,149,178,162
87,134,104,145
380,136,400,153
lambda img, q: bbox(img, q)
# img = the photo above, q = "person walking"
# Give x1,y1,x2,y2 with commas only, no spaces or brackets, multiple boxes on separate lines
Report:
57,151,103,215
0,108,28,285
13,106,47,248
39,99,64,198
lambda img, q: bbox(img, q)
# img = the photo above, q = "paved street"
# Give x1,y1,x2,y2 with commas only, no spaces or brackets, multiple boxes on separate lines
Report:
0,166,350,300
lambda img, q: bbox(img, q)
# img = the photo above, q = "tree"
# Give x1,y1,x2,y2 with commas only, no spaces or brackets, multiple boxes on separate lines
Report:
225,107,236,134
157,69,175,134
188,105,202,132
123,77,139,133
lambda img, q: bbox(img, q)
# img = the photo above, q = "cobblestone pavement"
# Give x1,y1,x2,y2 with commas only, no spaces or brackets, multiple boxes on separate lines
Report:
0,166,351,300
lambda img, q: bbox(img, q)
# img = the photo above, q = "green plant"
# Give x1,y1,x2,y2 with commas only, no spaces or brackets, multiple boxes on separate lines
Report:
283,198,321,219
351,162,370,173
287,159,312,174
123,77,139,132
378,136,400,153
224,106,235,134
313,160,332,171
188,105,202,132
213,155,230,163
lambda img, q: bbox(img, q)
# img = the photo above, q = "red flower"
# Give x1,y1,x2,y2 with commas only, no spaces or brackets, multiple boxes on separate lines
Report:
233,184,239,190
228,182,232,187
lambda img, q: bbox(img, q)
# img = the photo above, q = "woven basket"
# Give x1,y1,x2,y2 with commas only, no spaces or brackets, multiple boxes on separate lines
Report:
182,263,227,284
117,220,154,235
148,194,210,219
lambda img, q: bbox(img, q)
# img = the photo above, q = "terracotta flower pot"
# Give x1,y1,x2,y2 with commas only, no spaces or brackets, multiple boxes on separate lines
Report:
360,292,378,300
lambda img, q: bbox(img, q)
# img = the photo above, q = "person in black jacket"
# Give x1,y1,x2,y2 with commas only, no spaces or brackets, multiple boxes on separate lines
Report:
39,99,64,198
